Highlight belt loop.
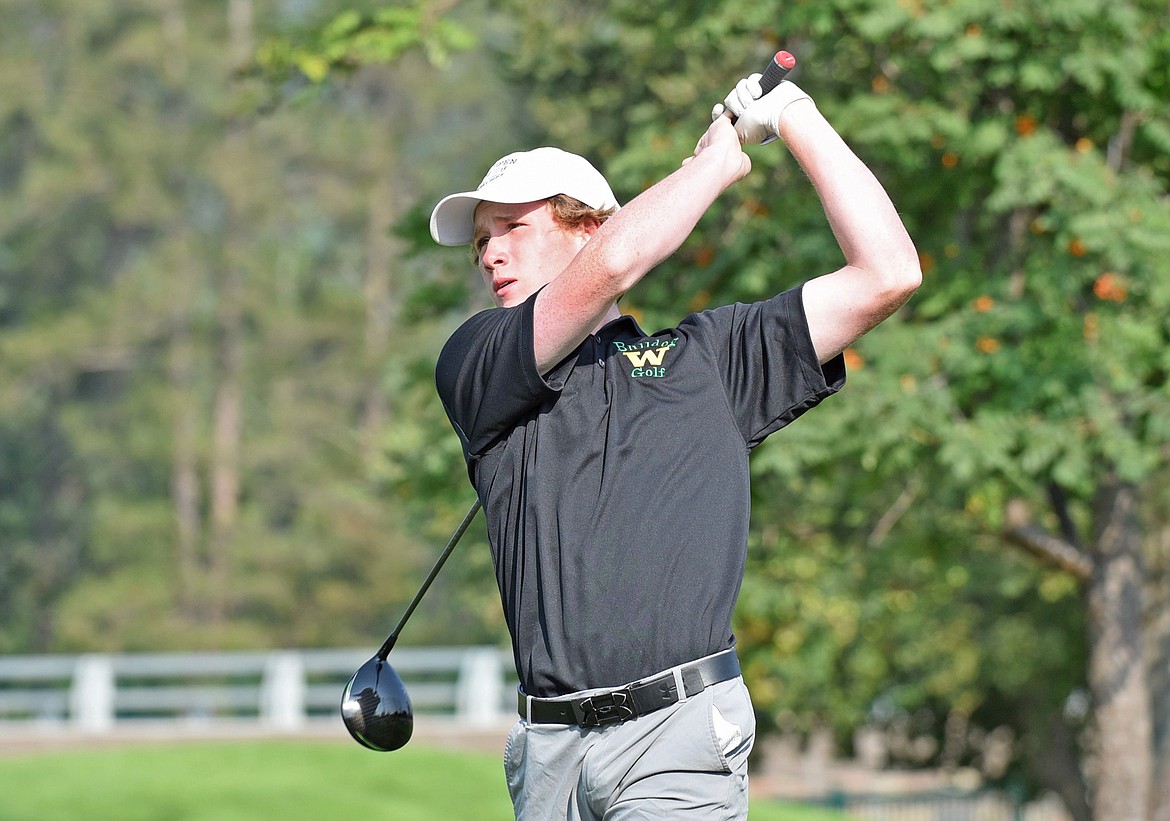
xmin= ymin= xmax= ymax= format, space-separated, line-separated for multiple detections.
xmin=672 ymin=666 xmax=688 ymax=703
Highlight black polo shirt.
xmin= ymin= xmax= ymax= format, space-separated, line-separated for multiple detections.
xmin=436 ymin=285 xmax=845 ymax=698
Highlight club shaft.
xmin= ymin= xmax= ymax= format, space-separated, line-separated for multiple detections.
xmin=377 ymin=499 xmax=482 ymax=660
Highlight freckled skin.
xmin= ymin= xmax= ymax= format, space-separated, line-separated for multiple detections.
xmin=472 ymin=201 xmax=594 ymax=309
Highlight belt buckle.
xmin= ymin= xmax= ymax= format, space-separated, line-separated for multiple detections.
xmin=574 ymin=690 xmax=636 ymax=727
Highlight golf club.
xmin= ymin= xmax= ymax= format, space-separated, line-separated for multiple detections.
xmin=341 ymin=498 xmax=482 ymax=751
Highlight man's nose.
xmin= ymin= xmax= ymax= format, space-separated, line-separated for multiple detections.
xmin=482 ymin=238 xmax=506 ymax=268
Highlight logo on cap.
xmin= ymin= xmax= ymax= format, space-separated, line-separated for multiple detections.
xmin=479 ymin=157 xmax=519 ymax=190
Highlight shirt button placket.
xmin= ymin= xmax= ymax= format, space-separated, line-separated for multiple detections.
xmin=596 ymin=335 xmax=604 ymax=367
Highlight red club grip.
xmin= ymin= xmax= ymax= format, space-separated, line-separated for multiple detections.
xmin=759 ymin=50 xmax=796 ymax=95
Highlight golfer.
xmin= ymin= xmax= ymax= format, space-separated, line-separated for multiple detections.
xmin=429 ymin=70 xmax=920 ymax=820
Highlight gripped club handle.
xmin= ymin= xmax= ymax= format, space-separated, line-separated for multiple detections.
xmin=759 ymin=50 xmax=796 ymax=95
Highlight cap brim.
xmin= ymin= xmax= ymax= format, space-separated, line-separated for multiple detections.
xmin=431 ymin=178 xmax=587 ymax=246
xmin=432 ymin=146 xmax=624 ymax=248
xmin=429 ymin=192 xmax=484 ymax=247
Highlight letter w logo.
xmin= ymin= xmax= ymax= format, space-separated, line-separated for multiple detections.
xmin=621 ymin=348 xmax=669 ymax=367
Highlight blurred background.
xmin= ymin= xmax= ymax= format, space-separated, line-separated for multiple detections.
xmin=1 ymin=1 xmax=1168 ymax=819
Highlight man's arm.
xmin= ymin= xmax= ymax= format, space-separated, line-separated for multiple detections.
xmin=532 ymin=117 xmax=749 ymax=372
xmin=722 ymin=77 xmax=921 ymax=364
xmin=779 ymin=100 xmax=921 ymax=363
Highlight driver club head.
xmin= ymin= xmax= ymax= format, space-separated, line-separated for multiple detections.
xmin=341 ymin=655 xmax=413 ymax=751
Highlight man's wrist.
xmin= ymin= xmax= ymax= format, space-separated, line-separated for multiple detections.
xmin=775 ymin=96 xmax=818 ymax=141
xmin=775 ymin=92 xmax=815 ymax=127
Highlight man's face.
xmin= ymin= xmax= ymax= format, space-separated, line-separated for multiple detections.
xmin=472 ymin=200 xmax=593 ymax=308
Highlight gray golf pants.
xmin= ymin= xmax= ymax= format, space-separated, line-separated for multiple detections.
xmin=504 ymin=676 xmax=755 ymax=820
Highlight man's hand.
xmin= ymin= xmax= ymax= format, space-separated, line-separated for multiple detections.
xmin=712 ymin=75 xmax=813 ymax=145
xmin=686 ymin=115 xmax=752 ymax=186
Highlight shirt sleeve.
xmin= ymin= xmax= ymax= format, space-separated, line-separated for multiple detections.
xmin=678 ymin=284 xmax=847 ymax=448
xmin=435 ymin=292 xmax=561 ymax=461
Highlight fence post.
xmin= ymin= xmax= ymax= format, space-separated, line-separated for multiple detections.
xmin=70 ymin=654 xmax=115 ymax=733
xmin=456 ymin=648 xmax=505 ymax=726
xmin=261 ymin=651 xmax=306 ymax=731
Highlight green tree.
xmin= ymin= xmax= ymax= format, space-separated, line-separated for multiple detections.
xmin=377 ymin=1 xmax=1170 ymax=818
xmin=796 ymin=4 xmax=1170 ymax=818
xmin=0 ymin=0 xmax=502 ymax=653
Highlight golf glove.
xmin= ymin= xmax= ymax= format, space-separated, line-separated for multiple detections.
xmin=712 ymin=76 xmax=812 ymax=145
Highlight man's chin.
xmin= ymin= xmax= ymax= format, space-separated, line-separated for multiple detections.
xmin=497 ymin=289 xmax=527 ymax=308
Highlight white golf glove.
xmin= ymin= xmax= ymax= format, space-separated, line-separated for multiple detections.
xmin=711 ymin=75 xmax=813 ymax=145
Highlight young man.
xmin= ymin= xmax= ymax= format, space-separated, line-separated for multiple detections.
xmin=429 ymin=72 xmax=920 ymax=820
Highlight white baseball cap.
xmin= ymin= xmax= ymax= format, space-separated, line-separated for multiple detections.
xmin=429 ymin=147 xmax=620 ymax=246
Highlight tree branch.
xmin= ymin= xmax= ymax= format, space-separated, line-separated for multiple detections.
xmin=1107 ymin=110 xmax=1143 ymax=173
xmin=1004 ymin=524 xmax=1094 ymax=581
xmin=867 ymin=478 xmax=920 ymax=548
xmin=1047 ymin=482 xmax=1084 ymax=551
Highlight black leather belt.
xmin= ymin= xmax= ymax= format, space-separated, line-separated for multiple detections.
xmin=518 ymin=649 xmax=740 ymax=728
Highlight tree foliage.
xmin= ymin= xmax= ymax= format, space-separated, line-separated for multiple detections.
xmin=441 ymin=0 xmax=1170 ymax=816
xmin=0 ymin=0 xmax=509 ymax=653
xmin=254 ymin=0 xmax=474 ymax=86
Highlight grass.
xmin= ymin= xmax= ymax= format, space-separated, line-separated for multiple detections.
xmin=0 ymin=738 xmax=849 ymax=820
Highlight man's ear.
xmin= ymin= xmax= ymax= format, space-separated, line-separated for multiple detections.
xmin=577 ymin=217 xmax=603 ymax=241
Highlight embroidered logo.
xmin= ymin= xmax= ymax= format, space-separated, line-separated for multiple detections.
xmin=614 ymin=338 xmax=677 ymax=379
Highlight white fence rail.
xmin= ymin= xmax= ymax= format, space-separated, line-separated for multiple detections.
xmin=0 ymin=647 xmax=517 ymax=735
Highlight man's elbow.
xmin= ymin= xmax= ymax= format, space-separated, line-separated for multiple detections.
xmin=850 ymin=262 xmax=920 ymax=332
xmin=880 ymin=243 xmax=923 ymax=307
xmin=892 ymin=259 xmax=923 ymax=303
xmin=583 ymin=234 xmax=651 ymax=296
